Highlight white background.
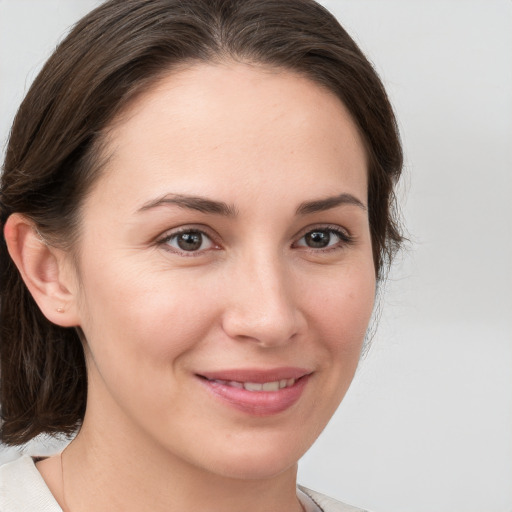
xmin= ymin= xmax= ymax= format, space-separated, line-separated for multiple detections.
xmin=1 ymin=1 xmax=511 ymax=511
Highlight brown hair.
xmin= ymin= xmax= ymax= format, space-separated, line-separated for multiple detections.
xmin=0 ymin=0 xmax=403 ymax=445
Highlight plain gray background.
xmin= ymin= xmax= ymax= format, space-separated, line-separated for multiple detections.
xmin=1 ymin=1 xmax=511 ymax=512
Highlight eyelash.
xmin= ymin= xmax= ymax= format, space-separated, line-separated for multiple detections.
xmin=157 ymin=226 xmax=219 ymax=257
xmin=293 ymin=225 xmax=354 ymax=252
xmin=157 ymin=225 xmax=354 ymax=256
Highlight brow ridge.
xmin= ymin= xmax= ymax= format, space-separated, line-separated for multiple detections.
xmin=138 ymin=194 xmax=238 ymax=216
xmin=296 ymin=193 xmax=367 ymax=215
xmin=138 ymin=192 xmax=365 ymax=217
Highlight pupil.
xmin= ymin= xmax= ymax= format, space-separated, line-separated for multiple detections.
xmin=306 ymin=230 xmax=330 ymax=248
xmin=177 ymin=232 xmax=202 ymax=251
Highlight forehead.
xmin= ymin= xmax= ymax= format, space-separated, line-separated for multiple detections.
xmin=94 ymin=62 xmax=368 ymax=208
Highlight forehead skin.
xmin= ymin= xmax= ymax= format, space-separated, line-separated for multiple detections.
xmin=92 ymin=62 xmax=368 ymax=216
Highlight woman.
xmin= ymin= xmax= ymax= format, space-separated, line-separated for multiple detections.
xmin=0 ymin=1 xmax=402 ymax=511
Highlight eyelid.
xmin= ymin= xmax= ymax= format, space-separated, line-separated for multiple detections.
xmin=292 ymin=224 xmax=354 ymax=250
xmin=155 ymin=223 xmax=354 ymax=256
xmin=157 ymin=225 xmax=221 ymax=256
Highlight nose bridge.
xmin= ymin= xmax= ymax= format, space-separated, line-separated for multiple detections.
xmin=222 ymin=245 xmax=302 ymax=346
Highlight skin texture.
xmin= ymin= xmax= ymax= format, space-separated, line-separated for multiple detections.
xmin=7 ymin=62 xmax=375 ymax=512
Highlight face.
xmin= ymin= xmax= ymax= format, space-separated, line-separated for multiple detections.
xmin=72 ymin=62 xmax=375 ymax=480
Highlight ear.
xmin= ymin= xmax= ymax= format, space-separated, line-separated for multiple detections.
xmin=3 ymin=213 xmax=80 ymax=327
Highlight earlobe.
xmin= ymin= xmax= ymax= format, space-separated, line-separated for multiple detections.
xmin=3 ymin=213 xmax=80 ymax=328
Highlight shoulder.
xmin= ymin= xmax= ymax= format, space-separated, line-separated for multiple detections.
xmin=298 ymin=485 xmax=371 ymax=512
xmin=0 ymin=455 xmax=62 ymax=512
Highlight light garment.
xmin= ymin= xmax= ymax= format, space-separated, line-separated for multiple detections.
xmin=0 ymin=455 xmax=367 ymax=512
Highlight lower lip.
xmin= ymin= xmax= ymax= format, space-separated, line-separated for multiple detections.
xmin=199 ymin=375 xmax=310 ymax=416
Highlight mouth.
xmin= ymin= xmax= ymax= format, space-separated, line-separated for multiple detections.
xmin=196 ymin=368 xmax=311 ymax=416
xmin=205 ymin=377 xmax=297 ymax=392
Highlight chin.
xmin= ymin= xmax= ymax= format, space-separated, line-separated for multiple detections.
xmin=192 ymin=433 xmax=311 ymax=481
xmin=208 ymin=453 xmax=299 ymax=481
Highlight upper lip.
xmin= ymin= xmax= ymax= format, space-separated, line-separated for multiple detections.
xmin=197 ymin=367 xmax=312 ymax=383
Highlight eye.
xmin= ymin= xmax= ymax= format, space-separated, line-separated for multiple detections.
xmin=294 ymin=227 xmax=352 ymax=250
xmin=162 ymin=229 xmax=215 ymax=253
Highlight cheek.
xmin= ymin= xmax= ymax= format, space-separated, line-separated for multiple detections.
xmin=304 ymin=263 xmax=376 ymax=353
xmin=77 ymin=255 xmax=219 ymax=368
xmin=296 ymin=262 xmax=376 ymax=437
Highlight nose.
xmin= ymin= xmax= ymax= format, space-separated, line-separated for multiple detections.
xmin=221 ymin=253 xmax=305 ymax=347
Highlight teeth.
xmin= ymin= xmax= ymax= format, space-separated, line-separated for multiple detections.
xmin=262 ymin=381 xmax=279 ymax=391
xmin=244 ymin=382 xmax=264 ymax=391
xmin=212 ymin=378 xmax=297 ymax=391
xmin=243 ymin=378 xmax=296 ymax=392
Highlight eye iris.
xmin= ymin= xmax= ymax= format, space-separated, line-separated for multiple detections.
xmin=177 ymin=232 xmax=202 ymax=251
xmin=305 ymin=230 xmax=331 ymax=248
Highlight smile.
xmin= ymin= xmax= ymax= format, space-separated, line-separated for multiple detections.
xmin=197 ymin=368 xmax=311 ymax=416
xmin=209 ymin=378 xmax=296 ymax=392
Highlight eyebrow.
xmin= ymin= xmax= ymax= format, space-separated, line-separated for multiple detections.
xmin=137 ymin=192 xmax=366 ymax=217
xmin=296 ymin=193 xmax=367 ymax=215
xmin=137 ymin=193 xmax=238 ymax=216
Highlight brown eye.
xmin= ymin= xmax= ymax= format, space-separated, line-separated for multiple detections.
xmin=304 ymin=230 xmax=332 ymax=248
xmin=165 ymin=230 xmax=213 ymax=252
xmin=295 ymin=227 xmax=351 ymax=250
